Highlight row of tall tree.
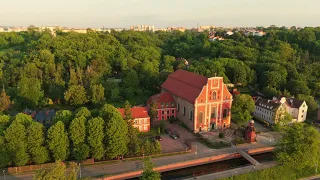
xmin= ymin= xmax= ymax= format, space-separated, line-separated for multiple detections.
xmin=0 ymin=104 xmax=161 ymax=168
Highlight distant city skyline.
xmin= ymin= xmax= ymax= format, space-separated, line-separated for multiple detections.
xmin=1 ymin=0 xmax=320 ymax=28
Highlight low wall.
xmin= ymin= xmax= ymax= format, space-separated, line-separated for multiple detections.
xmin=6 ymin=158 xmax=94 ymax=174
xmin=102 ymin=147 xmax=274 ymax=180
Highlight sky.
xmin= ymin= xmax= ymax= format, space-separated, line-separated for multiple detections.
xmin=1 ymin=0 xmax=320 ymax=28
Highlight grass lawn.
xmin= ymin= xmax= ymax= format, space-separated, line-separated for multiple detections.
xmin=139 ymin=127 xmax=161 ymax=138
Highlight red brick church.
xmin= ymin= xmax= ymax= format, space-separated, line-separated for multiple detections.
xmin=148 ymin=69 xmax=233 ymax=132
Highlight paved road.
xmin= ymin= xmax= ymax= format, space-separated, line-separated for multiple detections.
xmin=0 ymin=143 xmax=269 ymax=180
xmin=300 ymin=175 xmax=320 ymax=180
xmin=182 ymin=161 xmax=278 ymax=180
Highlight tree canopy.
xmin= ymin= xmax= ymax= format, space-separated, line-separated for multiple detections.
xmin=231 ymin=94 xmax=255 ymax=126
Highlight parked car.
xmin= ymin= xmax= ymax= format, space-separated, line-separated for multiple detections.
xmin=170 ymin=133 xmax=178 ymax=139
xmin=173 ymin=131 xmax=180 ymax=138
xmin=155 ymin=135 xmax=162 ymax=141
xmin=165 ymin=128 xmax=171 ymax=134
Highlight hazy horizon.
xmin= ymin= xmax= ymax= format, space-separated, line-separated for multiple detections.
xmin=1 ymin=0 xmax=320 ymax=28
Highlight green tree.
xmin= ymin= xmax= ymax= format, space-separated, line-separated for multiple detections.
xmin=90 ymin=84 xmax=105 ymax=104
xmin=69 ymin=116 xmax=89 ymax=160
xmin=141 ymin=157 xmax=161 ymax=180
xmin=276 ymin=123 xmax=320 ymax=171
xmin=53 ymin=110 xmax=73 ymax=127
xmin=64 ymin=85 xmax=88 ymax=105
xmin=27 ymin=122 xmax=49 ymax=164
xmin=12 ymin=113 xmax=33 ymax=127
xmin=87 ymin=117 xmax=105 ymax=160
xmin=4 ymin=122 xmax=29 ymax=166
xmin=231 ymin=94 xmax=255 ymax=126
xmin=17 ymin=77 xmax=44 ymax=107
xmin=153 ymin=140 xmax=162 ymax=155
xmin=0 ymin=115 xmax=10 ymax=136
xmin=124 ymin=101 xmax=132 ymax=120
xmin=148 ymin=101 xmax=158 ymax=127
xmin=0 ymin=144 xmax=10 ymax=168
xmin=0 ymin=89 xmax=11 ymax=112
xmin=101 ymin=104 xmax=128 ymax=159
xmin=47 ymin=121 xmax=69 ymax=161
xmin=75 ymin=107 xmax=91 ymax=119
xmin=33 ymin=161 xmax=78 ymax=180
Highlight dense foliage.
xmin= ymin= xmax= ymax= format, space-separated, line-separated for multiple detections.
xmin=231 ymin=94 xmax=255 ymax=126
xmin=141 ymin=157 xmax=161 ymax=180
xmin=34 ymin=161 xmax=78 ymax=180
xmin=0 ymin=105 xmax=161 ymax=168
xmin=0 ymin=27 xmax=319 ymax=113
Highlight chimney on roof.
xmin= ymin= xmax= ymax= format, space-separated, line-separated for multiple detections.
xmin=280 ymin=97 xmax=286 ymax=104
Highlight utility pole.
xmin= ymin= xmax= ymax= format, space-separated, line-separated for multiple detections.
xmin=78 ymin=163 xmax=81 ymax=179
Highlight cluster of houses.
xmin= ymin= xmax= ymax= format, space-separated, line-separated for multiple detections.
xmin=118 ymin=69 xmax=311 ymax=133
xmin=20 ymin=69 xmax=310 ymax=133
xmin=253 ymin=96 xmax=308 ymax=124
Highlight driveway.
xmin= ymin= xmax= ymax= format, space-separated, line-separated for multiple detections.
xmin=256 ymin=132 xmax=281 ymax=146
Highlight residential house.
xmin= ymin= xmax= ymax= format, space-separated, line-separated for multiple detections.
xmin=209 ymin=36 xmax=224 ymax=42
xmin=253 ymin=97 xmax=284 ymax=124
xmin=147 ymin=92 xmax=177 ymax=121
xmin=159 ymin=69 xmax=233 ymax=132
xmin=118 ymin=107 xmax=150 ymax=132
xmin=253 ymin=96 xmax=308 ymax=124
xmin=274 ymin=96 xmax=308 ymax=123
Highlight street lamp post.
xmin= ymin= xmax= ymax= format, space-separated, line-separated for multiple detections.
xmin=3 ymin=170 xmax=6 ymax=180
xmin=195 ymin=145 xmax=198 ymax=158
xmin=78 ymin=163 xmax=81 ymax=179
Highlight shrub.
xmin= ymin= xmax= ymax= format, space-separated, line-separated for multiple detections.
xmin=219 ymin=132 xmax=225 ymax=138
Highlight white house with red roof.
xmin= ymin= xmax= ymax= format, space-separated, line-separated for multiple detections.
xmin=147 ymin=92 xmax=176 ymax=121
xmin=118 ymin=107 xmax=150 ymax=132
xmin=156 ymin=69 xmax=233 ymax=132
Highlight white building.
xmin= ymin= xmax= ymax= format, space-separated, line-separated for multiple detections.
xmin=225 ymin=31 xmax=234 ymax=36
xmin=130 ymin=25 xmax=155 ymax=32
xmin=274 ymin=96 xmax=308 ymax=123
xmin=244 ymin=30 xmax=266 ymax=37
xmin=253 ymin=96 xmax=308 ymax=124
xmin=253 ymin=97 xmax=284 ymax=124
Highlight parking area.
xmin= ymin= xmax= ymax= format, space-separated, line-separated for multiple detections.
xmin=159 ymin=122 xmax=209 ymax=153
xmin=253 ymin=120 xmax=269 ymax=132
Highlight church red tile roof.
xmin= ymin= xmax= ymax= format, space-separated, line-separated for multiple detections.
xmin=118 ymin=107 xmax=149 ymax=119
xmin=161 ymin=69 xmax=208 ymax=104
xmin=147 ymin=92 xmax=176 ymax=109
